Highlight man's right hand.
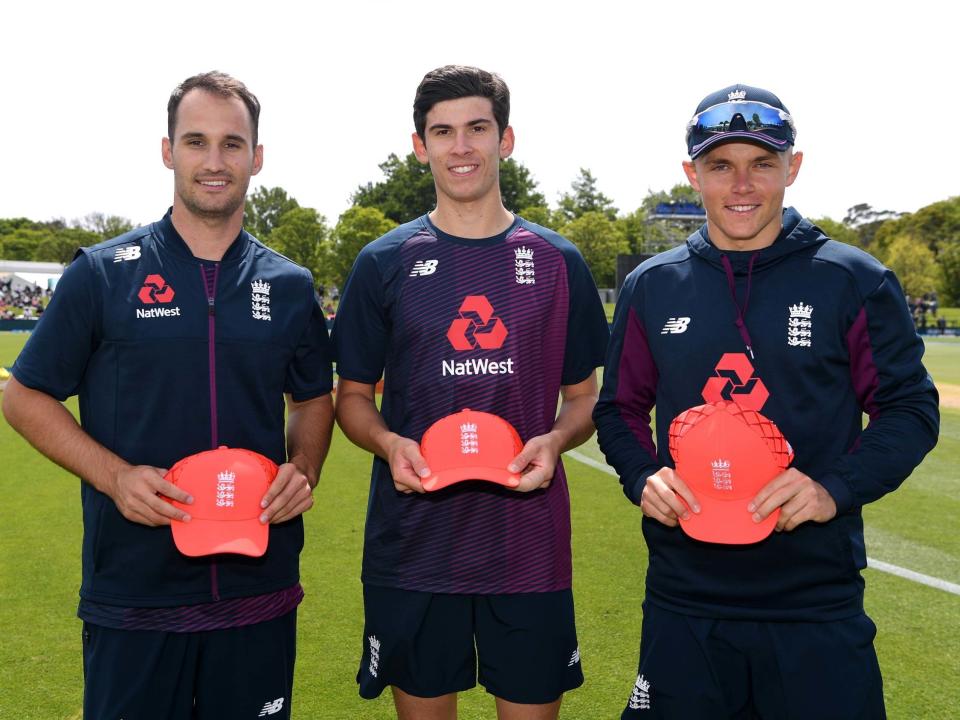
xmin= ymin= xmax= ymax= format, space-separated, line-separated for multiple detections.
xmin=639 ymin=467 xmax=700 ymax=527
xmin=384 ymin=435 xmax=429 ymax=494
xmin=106 ymin=466 xmax=193 ymax=526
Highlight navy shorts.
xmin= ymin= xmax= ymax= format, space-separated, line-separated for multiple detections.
xmin=621 ymin=603 xmax=885 ymax=719
xmin=358 ymin=585 xmax=584 ymax=705
xmin=82 ymin=611 xmax=297 ymax=720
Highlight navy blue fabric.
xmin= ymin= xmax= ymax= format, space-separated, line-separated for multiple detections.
xmin=621 ymin=603 xmax=884 ymax=719
xmin=594 ymin=207 xmax=939 ymax=621
xmin=12 ymin=212 xmax=333 ymax=607
xmin=332 ymin=215 xmax=608 ymax=594
xmin=82 ymin=611 xmax=297 ymax=719
xmin=358 ymin=586 xmax=582 ymax=704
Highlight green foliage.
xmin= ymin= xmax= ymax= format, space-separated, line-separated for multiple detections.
xmin=267 ymin=207 xmax=330 ymax=281
xmin=843 ymin=203 xmax=904 ymax=251
xmin=518 ymin=205 xmax=564 ymax=231
xmin=499 ymin=158 xmax=547 ymax=212
xmin=812 ymin=217 xmax=863 ymax=248
xmin=885 ymin=235 xmax=940 ymax=297
xmin=76 ymin=212 xmax=136 ymax=239
xmin=352 ymin=152 xmax=437 ymax=224
xmin=244 ymin=186 xmax=300 ymax=241
xmin=330 ymin=206 xmax=397 ymax=285
xmin=561 ymin=211 xmax=627 ymax=286
xmin=558 ymin=168 xmax=617 ymax=222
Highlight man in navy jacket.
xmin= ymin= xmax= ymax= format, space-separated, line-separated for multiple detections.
xmin=594 ymin=84 xmax=939 ymax=719
xmin=3 ymin=72 xmax=334 ymax=719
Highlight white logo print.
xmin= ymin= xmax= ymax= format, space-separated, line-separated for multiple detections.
xmin=113 ymin=245 xmax=141 ymax=263
xmin=460 ymin=422 xmax=479 ymax=455
xmin=251 ymin=279 xmax=272 ymax=322
xmin=787 ymin=302 xmax=813 ymax=347
xmin=661 ymin=317 xmax=691 ymax=334
xmin=711 ymin=459 xmax=732 ymax=491
xmin=628 ymin=673 xmax=651 ymax=710
xmin=728 ymin=89 xmax=747 ymax=101
xmin=515 ymin=246 xmax=535 ymax=285
xmin=216 ymin=470 xmax=236 ymax=508
xmin=258 ymin=697 xmax=285 ymax=716
xmin=568 ymin=647 xmax=581 ymax=667
xmin=410 ymin=259 xmax=439 ymax=277
xmin=368 ymin=635 xmax=381 ymax=678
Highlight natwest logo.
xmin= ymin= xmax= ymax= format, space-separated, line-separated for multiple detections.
xmin=701 ymin=352 xmax=768 ymax=411
xmin=447 ymin=295 xmax=508 ymax=350
xmin=138 ymin=274 xmax=175 ymax=304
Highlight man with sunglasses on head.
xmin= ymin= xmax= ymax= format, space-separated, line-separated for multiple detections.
xmin=594 ymin=84 xmax=939 ymax=719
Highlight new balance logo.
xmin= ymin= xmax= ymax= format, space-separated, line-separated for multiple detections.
xmin=258 ymin=697 xmax=285 ymax=716
xmin=410 ymin=259 xmax=439 ymax=277
xmin=568 ymin=647 xmax=581 ymax=667
xmin=661 ymin=317 xmax=690 ymax=334
xmin=113 ymin=245 xmax=141 ymax=262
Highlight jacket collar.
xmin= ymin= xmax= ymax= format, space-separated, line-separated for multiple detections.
xmin=152 ymin=208 xmax=252 ymax=264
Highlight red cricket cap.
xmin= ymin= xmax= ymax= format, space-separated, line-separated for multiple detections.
xmin=669 ymin=400 xmax=793 ymax=544
xmin=419 ymin=409 xmax=523 ymax=492
xmin=165 ymin=446 xmax=278 ymax=557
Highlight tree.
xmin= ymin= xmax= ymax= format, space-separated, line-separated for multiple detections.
xmin=76 ymin=212 xmax=136 ymax=240
xmin=353 ymin=152 xmax=546 ymax=224
xmin=558 ymin=168 xmax=617 ymax=222
xmin=810 ymin=217 xmax=862 ymax=249
xmin=841 ymin=203 xmax=902 ymax=251
xmin=561 ymin=211 xmax=627 ymax=287
xmin=244 ymin=186 xmax=300 ymax=240
xmin=34 ymin=227 xmax=99 ymax=264
xmin=329 ymin=206 xmax=397 ymax=285
xmin=518 ymin=205 xmax=563 ymax=231
xmin=884 ymin=235 xmax=940 ymax=298
xmin=267 ymin=207 xmax=329 ymax=281
xmin=500 ymin=159 xmax=546 ymax=212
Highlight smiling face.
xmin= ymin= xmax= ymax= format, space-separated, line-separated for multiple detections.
xmin=683 ymin=142 xmax=803 ymax=251
xmin=162 ymin=89 xmax=263 ymax=224
xmin=412 ymin=95 xmax=514 ymax=209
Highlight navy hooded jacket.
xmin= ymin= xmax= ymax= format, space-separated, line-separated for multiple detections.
xmin=593 ymin=208 xmax=939 ymax=621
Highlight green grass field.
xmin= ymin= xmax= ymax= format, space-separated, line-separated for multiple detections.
xmin=1 ymin=332 xmax=958 ymax=718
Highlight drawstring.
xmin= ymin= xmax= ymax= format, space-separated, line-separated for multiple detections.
xmin=720 ymin=253 xmax=758 ymax=360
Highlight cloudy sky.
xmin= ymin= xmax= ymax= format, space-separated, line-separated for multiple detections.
xmin=2 ymin=1 xmax=954 ymax=229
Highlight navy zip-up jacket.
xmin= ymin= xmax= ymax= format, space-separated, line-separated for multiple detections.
xmin=12 ymin=213 xmax=333 ymax=607
xmin=593 ymin=208 xmax=939 ymax=621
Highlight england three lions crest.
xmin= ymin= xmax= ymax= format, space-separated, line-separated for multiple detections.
xmin=515 ymin=246 xmax=535 ymax=285
xmin=787 ymin=302 xmax=812 ymax=347
xmin=251 ymin=279 xmax=272 ymax=322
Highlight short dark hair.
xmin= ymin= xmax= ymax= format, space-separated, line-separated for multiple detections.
xmin=413 ymin=65 xmax=510 ymax=140
xmin=167 ymin=71 xmax=261 ymax=146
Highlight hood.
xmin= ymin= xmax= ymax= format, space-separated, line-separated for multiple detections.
xmin=686 ymin=207 xmax=829 ymax=274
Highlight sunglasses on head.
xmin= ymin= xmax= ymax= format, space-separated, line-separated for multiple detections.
xmin=686 ymin=100 xmax=796 ymax=154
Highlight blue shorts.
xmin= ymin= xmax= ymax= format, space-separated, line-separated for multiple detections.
xmin=82 ymin=611 xmax=297 ymax=720
xmin=358 ymin=585 xmax=583 ymax=705
xmin=621 ymin=603 xmax=885 ymax=719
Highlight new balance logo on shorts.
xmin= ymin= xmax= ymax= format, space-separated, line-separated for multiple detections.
xmin=568 ymin=647 xmax=581 ymax=667
xmin=409 ymin=259 xmax=438 ymax=277
xmin=257 ymin=697 xmax=284 ymax=716
xmin=661 ymin=317 xmax=691 ymax=334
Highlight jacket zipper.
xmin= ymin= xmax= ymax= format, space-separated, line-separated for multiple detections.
xmin=201 ymin=263 xmax=221 ymax=601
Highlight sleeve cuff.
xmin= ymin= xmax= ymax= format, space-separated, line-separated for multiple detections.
xmin=623 ymin=468 xmax=658 ymax=506
xmin=816 ymin=471 xmax=855 ymax=514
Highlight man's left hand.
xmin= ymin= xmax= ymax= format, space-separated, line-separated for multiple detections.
xmin=749 ymin=468 xmax=837 ymax=532
xmin=259 ymin=461 xmax=314 ymax=524
xmin=508 ymin=433 xmax=562 ymax=492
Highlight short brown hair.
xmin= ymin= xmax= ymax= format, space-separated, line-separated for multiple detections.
xmin=167 ymin=71 xmax=261 ymax=146
xmin=413 ymin=65 xmax=510 ymax=141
